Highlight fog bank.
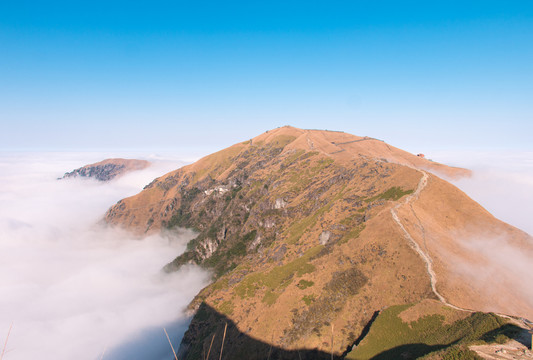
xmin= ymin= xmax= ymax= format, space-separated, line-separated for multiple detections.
xmin=433 ymin=150 xmax=533 ymax=235
xmin=0 ymin=153 xmax=209 ymax=360
xmin=432 ymin=150 xmax=533 ymax=318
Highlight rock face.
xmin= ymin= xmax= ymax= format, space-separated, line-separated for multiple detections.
xmin=103 ymin=126 xmax=532 ymax=359
xmin=61 ymin=158 xmax=150 ymax=181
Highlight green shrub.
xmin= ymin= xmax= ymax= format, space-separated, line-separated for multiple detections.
xmin=297 ymin=280 xmax=315 ymax=289
xmin=235 ymin=246 xmax=323 ymax=299
xmin=262 ymin=290 xmax=279 ymax=305
xmin=346 ymin=305 xmax=511 ymax=360
xmin=364 ymin=187 xmax=414 ymax=203
xmin=302 ymin=295 xmax=315 ymax=306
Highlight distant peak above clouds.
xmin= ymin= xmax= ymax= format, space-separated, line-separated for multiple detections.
xmin=60 ymin=158 xmax=151 ymax=182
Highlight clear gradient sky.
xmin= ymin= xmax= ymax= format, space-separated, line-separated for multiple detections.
xmin=1 ymin=1 xmax=532 ymax=155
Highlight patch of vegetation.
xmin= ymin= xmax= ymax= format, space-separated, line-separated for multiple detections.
xmin=480 ymin=322 xmax=522 ymax=344
xmin=235 ymin=246 xmax=323 ymax=301
xmin=286 ymin=267 xmax=368 ymax=343
xmin=226 ymin=262 xmax=238 ymax=273
xmin=209 ymin=278 xmax=229 ymax=292
xmin=228 ymin=241 xmax=247 ymax=257
xmin=227 ymin=230 xmax=257 ymax=258
xmin=288 ymin=150 xmax=318 ymax=168
xmin=235 ymin=273 xmax=262 ymax=299
xmin=282 ymin=156 xmax=315 ymax=188
xmin=340 ymin=213 xmax=365 ymax=226
xmin=424 ymin=345 xmax=483 ymax=360
xmin=217 ymin=300 xmax=234 ymax=316
xmin=297 ymin=279 xmax=315 ymax=289
xmin=165 ymin=187 xmax=203 ymax=229
xmin=231 ymin=185 xmax=242 ymax=198
xmin=286 ymin=169 xmax=312 ymax=193
xmin=286 ymin=213 xmax=319 ymax=244
xmin=364 ymin=186 xmax=414 ymax=203
xmin=262 ymin=246 xmax=321 ymax=289
xmin=339 ymin=224 xmax=366 ymax=245
xmin=302 ymin=294 xmax=315 ymax=306
xmin=285 ymin=156 xmax=336 ymax=193
xmin=281 ymin=149 xmax=306 ymax=167
xmin=346 ymin=304 xmax=513 ymax=360
xmin=186 ymin=227 xmax=257 ymax=277
xmin=286 ymin=188 xmax=345 ymax=244
xmin=262 ymin=290 xmax=279 ymax=305
xmin=166 ymin=207 xmax=192 ymax=229
xmin=310 ymin=157 xmax=334 ymax=172
xmin=206 ymin=223 xmax=219 ymax=239
xmin=242 ymin=230 xmax=257 ymax=243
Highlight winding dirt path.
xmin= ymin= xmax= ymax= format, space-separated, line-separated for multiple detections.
xmin=390 ymin=169 xmax=472 ymax=312
xmin=391 ymin=169 xmax=533 ymax=328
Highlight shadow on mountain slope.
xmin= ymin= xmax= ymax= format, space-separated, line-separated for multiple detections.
xmin=179 ymin=302 xmax=341 ymax=360
xmin=368 ymin=343 xmax=447 ymax=360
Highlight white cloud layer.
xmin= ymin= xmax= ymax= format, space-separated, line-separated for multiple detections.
xmin=0 ymin=152 xmax=209 ymax=360
xmin=432 ymin=150 xmax=533 ymax=235
xmin=431 ymin=150 xmax=533 ymax=318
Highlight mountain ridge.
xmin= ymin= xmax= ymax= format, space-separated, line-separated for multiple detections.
xmin=103 ymin=126 xmax=532 ymax=358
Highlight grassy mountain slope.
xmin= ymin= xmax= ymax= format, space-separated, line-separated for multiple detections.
xmin=345 ymin=300 xmax=522 ymax=360
xmin=103 ymin=126 xmax=532 ymax=358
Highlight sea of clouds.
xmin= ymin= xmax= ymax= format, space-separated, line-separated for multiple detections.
xmin=432 ymin=150 xmax=533 ymax=318
xmin=432 ymin=150 xmax=533 ymax=236
xmin=0 ymin=152 xmax=210 ymax=360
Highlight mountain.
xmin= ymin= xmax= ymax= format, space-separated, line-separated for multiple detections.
xmin=61 ymin=158 xmax=150 ymax=181
xmin=104 ymin=126 xmax=532 ymax=359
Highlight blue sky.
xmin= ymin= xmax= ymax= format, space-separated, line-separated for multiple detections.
xmin=1 ymin=1 xmax=532 ymax=155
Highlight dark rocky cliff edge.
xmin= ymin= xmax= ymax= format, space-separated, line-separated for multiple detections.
xmin=61 ymin=158 xmax=150 ymax=181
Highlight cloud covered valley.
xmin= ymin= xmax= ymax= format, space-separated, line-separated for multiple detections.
xmin=0 ymin=152 xmax=209 ymax=360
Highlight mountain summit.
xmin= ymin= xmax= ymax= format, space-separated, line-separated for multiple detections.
xmin=105 ymin=126 xmax=532 ymax=358
xmin=105 ymin=126 xmax=469 ymax=231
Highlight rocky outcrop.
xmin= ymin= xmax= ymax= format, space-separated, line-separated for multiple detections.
xmin=61 ymin=158 xmax=150 ymax=181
